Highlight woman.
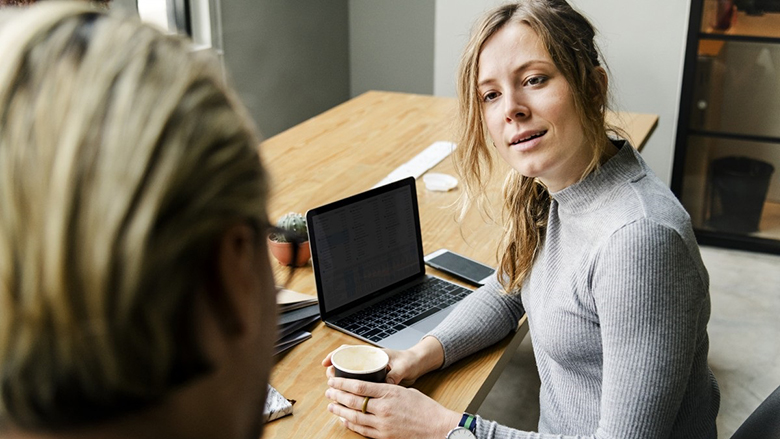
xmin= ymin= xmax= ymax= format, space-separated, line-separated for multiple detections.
xmin=323 ymin=1 xmax=720 ymax=438
xmin=0 ymin=3 xmax=277 ymax=438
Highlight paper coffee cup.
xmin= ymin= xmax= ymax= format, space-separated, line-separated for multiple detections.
xmin=330 ymin=345 xmax=389 ymax=383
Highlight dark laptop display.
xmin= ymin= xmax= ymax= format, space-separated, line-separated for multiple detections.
xmin=311 ymin=179 xmax=421 ymax=312
xmin=307 ymin=177 xmax=472 ymax=349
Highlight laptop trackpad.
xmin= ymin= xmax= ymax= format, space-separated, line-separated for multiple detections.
xmin=409 ymin=305 xmax=452 ymax=333
xmin=378 ymin=305 xmax=455 ymax=350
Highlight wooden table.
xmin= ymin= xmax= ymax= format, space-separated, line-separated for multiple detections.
xmin=260 ymin=91 xmax=658 ymax=439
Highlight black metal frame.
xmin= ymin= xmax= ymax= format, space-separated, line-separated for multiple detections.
xmin=700 ymin=33 xmax=780 ymax=44
xmin=671 ymin=0 xmax=780 ymax=254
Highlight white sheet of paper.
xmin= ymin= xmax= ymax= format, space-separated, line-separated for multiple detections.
xmin=276 ymin=288 xmax=317 ymax=306
xmin=373 ymin=141 xmax=456 ymax=188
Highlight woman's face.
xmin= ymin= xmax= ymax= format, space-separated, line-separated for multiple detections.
xmin=477 ymin=21 xmax=591 ymax=192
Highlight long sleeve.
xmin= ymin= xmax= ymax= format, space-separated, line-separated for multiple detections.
xmin=590 ymin=220 xmax=715 ymax=438
xmin=427 ymin=274 xmax=525 ymax=368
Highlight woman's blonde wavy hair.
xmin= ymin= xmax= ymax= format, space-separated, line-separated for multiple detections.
xmin=0 ymin=2 xmax=268 ymax=429
xmin=455 ymin=0 xmax=622 ymax=294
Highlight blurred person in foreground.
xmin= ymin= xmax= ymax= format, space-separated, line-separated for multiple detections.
xmin=0 ymin=3 xmax=277 ymax=439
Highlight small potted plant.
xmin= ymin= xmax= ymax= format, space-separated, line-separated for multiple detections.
xmin=268 ymin=212 xmax=311 ymax=266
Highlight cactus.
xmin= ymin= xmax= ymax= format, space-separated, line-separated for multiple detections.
xmin=272 ymin=212 xmax=308 ymax=243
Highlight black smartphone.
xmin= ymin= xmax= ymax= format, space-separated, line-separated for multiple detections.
xmin=424 ymin=248 xmax=495 ymax=287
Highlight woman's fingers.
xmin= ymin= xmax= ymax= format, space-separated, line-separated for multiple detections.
xmin=326 ymin=387 xmax=371 ymax=412
xmin=326 ymin=384 xmax=387 ymax=438
xmin=342 ymin=417 xmax=382 ymax=439
xmin=384 ymin=363 xmax=407 ymax=385
xmin=383 ymin=347 xmax=425 ymax=386
xmin=328 ymin=404 xmax=382 ymax=438
xmin=328 ymin=377 xmax=386 ymax=398
xmin=325 ymin=379 xmax=458 ymax=439
xmin=384 ymin=352 xmax=403 ymax=385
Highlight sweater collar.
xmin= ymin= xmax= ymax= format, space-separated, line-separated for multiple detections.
xmin=549 ymin=139 xmax=644 ymax=213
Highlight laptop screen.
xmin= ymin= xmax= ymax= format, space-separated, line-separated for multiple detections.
xmin=307 ymin=177 xmax=424 ymax=315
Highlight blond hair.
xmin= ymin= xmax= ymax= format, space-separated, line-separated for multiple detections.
xmin=0 ymin=2 xmax=268 ymax=428
xmin=455 ymin=0 xmax=622 ymax=293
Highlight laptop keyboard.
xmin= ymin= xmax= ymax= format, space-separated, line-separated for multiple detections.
xmin=334 ymin=278 xmax=472 ymax=343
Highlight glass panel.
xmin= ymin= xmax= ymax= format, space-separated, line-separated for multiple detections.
xmin=690 ymin=39 xmax=780 ymax=138
xmin=700 ymin=0 xmax=780 ymax=38
xmin=681 ymin=135 xmax=780 ymax=240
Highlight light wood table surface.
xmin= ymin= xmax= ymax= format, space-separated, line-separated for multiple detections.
xmin=260 ymin=91 xmax=658 ymax=439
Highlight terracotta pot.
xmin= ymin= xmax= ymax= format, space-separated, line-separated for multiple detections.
xmin=268 ymin=238 xmax=311 ymax=266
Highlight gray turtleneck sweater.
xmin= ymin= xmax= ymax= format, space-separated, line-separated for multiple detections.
xmin=428 ymin=141 xmax=720 ymax=439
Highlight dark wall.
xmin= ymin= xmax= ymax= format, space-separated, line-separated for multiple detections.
xmin=221 ymin=0 xmax=350 ymax=138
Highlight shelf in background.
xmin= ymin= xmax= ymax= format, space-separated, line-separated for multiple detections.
xmin=688 ymin=130 xmax=780 ymax=146
xmin=701 ymin=10 xmax=780 ymax=41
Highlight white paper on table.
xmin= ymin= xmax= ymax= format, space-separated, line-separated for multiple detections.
xmin=277 ymin=288 xmax=317 ymax=312
xmin=373 ymin=141 xmax=456 ymax=188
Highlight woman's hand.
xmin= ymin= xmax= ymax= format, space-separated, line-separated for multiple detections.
xmin=325 ymin=377 xmax=461 ymax=439
xmin=322 ymin=337 xmax=445 ymax=386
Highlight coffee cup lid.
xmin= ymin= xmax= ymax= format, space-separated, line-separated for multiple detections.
xmin=331 ymin=345 xmax=389 ymax=374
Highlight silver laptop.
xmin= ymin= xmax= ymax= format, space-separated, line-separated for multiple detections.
xmin=306 ymin=177 xmax=473 ymax=350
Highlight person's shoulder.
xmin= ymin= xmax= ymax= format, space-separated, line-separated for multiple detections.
xmin=616 ymin=169 xmax=700 ymax=264
xmin=589 ymin=145 xmax=708 ymax=282
xmin=626 ymin=160 xmax=691 ymax=232
xmin=599 ymin=215 xmax=709 ymax=287
xmin=611 ymin=147 xmax=700 ymax=232
xmin=600 ymin=144 xmax=689 ymax=230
